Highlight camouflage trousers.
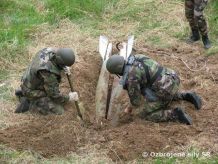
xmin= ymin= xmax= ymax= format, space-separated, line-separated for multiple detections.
xmin=29 ymin=97 xmax=65 ymax=115
xmin=185 ymin=0 xmax=208 ymax=36
xmin=21 ymin=85 xmax=64 ymax=115
xmin=139 ymin=100 xmax=178 ymax=122
xmin=139 ymin=72 xmax=180 ymax=122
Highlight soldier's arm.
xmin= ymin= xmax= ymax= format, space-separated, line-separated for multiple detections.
xmin=39 ymin=71 xmax=69 ymax=104
xmin=127 ymin=68 xmax=142 ymax=107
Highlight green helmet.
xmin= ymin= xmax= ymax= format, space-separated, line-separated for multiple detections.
xmin=106 ymin=55 xmax=125 ymax=75
xmin=55 ymin=48 xmax=75 ymax=67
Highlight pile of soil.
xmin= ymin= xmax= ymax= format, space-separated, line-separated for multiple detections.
xmin=0 ymin=21 xmax=217 ymax=161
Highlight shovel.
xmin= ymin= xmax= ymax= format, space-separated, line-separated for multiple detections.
xmin=66 ymin=74 xmax=83 ymax=121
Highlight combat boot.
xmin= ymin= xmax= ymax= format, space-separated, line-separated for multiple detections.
xmin=15 ymin=89 xmax=23 ymax=97
xmin=202 ymin=35 xmax=211 ymax=49
xmin=187 ymin=28 xmax=200 ymax=44
xmin=15 ymin=97 xmax=30 ymax=113
xmin=15 ymin=89 xmax=24 ymax=101
xmin=180 ymin=92 xmax=202 ymax=110
xmin=173 ymin=108 xmax=192 ymax=125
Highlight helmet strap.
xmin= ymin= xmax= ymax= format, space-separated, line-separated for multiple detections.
xmin=115 ymin=74 xmax=120 ymax=78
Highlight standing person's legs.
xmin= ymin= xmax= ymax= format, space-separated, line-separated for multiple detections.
xmin=194 ymin=0 xmax=211 ymax=48
xmin=185 ymin=0 xmax=200 ymax=43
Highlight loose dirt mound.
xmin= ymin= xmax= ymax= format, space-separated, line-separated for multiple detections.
xmin=0 ymin=20 xmax=217 ymax=161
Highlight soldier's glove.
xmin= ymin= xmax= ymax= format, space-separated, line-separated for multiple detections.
xmin=69 ymin=92 xmax=79 ymax=101
xmin=64 ymin=66 xmax=71 ymax=75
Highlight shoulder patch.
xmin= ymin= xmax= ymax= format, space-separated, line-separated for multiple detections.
xmin=137 ymin=63 xmax=144 ymax=70
xmin=39 ymin=52 xmax=49 ymax=65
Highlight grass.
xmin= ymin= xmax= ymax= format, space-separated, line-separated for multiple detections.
xmin=207 ymin=0 xmax=218 ymax=37
xmin=0 ymin=84 xmax=13 ymax=101
xmin=0 ymin=145 xmax=113 ymax=164
xmin=1 ymin=145 xmax=218 ymax=163
xmin=0 ymin=0 xmax=118 ymax=64
xmin=0 ymin=0 xmax=118 ymax=45
xmin=0 ymin=0 xmax=217 ymax=61
xmin=106 ymin=0 xmax=218 ymax=49
xmin=45 ymin=0 xmax=117 ymax=21
xmin=205 ymin=0 xmax=218 ymax=55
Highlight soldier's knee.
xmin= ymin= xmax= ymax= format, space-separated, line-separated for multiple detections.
xmin=144 ymin=111 xmax=165 ymax=122
xmin=194 ymin=9 xmax=203 ymax=18
xmin=196 ymin=15 xmax=206 ymax=22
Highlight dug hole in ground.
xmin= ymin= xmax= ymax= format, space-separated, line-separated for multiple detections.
xmin=0 ymin=20 xmax=217 ymax=161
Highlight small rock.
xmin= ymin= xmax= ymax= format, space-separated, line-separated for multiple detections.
xmin=99 ymin=136 xmax=106 ymax=142
xmin=123 ymin=131 xmax=128 ymax=135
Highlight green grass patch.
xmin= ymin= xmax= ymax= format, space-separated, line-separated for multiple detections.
xmin=0 ymin=0 xmax=118 ymax=65
xmin=0 ymin=145 xmax=113 ymax=164
xmin=0 ymin=84 xmax=13 ymax=101
xmin=45 ymin=0 xmax=117 ymax=21
xmin=111 ymin=0 xmax=163 ymax=31
xmin=206 ymin=1 xmax=218 ymax=55
xmin=0 ymin=146 xmax=218 ymax=164
xmin=0 ymin=0 xmax=118 ymax=45
xmin=207 ymin=1 xmax=218 ymax=37
xmin=1 ymin=145 xmax=218 ymax=164
xmin=0 ymin=70 xmax=9 ymax=81
xmin=205 ymin=45 xmax=218 ymax=56
xmin=0 ymin=0 xmax=45 ymax=45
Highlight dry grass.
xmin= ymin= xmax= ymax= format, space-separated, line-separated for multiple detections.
xmin=0 ymin=145 xmax=113 ymax=164
xmin=28 ymin=19 xmax=98 ymax=62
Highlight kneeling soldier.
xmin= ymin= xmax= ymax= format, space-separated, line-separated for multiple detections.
xmin=106 ymin=54 xmax=202 ymax=125
xmin=15 ymin=48 xmax=78 ymax=115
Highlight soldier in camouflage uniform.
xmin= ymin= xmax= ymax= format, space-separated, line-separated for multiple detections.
xmin=106 ymin=54 xmax=202 ymax=125
xmin=15 ymin=48 xmax=79 ymax=115
xmin=185 ymin=0 xmax=211 ymax=49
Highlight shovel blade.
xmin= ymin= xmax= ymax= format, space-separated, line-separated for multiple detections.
xmin=99 ymin=35 xmax=109 ymax=61
xmin=127 ymin=35 xmax=134 ymax=58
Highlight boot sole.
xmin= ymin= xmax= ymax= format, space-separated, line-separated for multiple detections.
xmin=175 ymin=108 xmax=192 ymax=125
xmin=187 ymin=92 xmax=202 ymax=110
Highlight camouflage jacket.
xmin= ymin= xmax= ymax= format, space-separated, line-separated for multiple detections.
xmin=121 ymin=54 xmax=180 ymax=107
xmin=21 ymin=48 xmax=69 ymax=104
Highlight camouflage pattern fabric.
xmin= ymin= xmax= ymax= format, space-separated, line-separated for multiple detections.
xmin=29 ymin=97 xmax=65 ymax=115
xmin=123 ymin=54 xmax=180 ymax=122
xmin=139 ymin=101 xmax=175 ymax=122
xmin=20 ymin=48 xmax=69 ymax=115
xmin=185 ymin=0 xmax=208 ymax=36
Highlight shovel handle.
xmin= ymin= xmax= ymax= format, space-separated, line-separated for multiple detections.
xmin=66 ymin=74 xmax=83 ymax=120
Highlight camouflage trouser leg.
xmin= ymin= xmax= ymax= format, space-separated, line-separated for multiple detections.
xmin=140 ymin=70 xmax=180 ymax=122
xmin=139 ymin=101 xmax=174 ymax=122
xmin=29 ymin=97 xmax=64 ymax=115
xmin=185 ymin=0 xmax=208 ymax=35
xmin=185 ymin=0 xmax=198 ymax=30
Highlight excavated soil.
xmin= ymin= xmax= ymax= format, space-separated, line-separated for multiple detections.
xmin=0 ymin=21 xmax=218 ymax=161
